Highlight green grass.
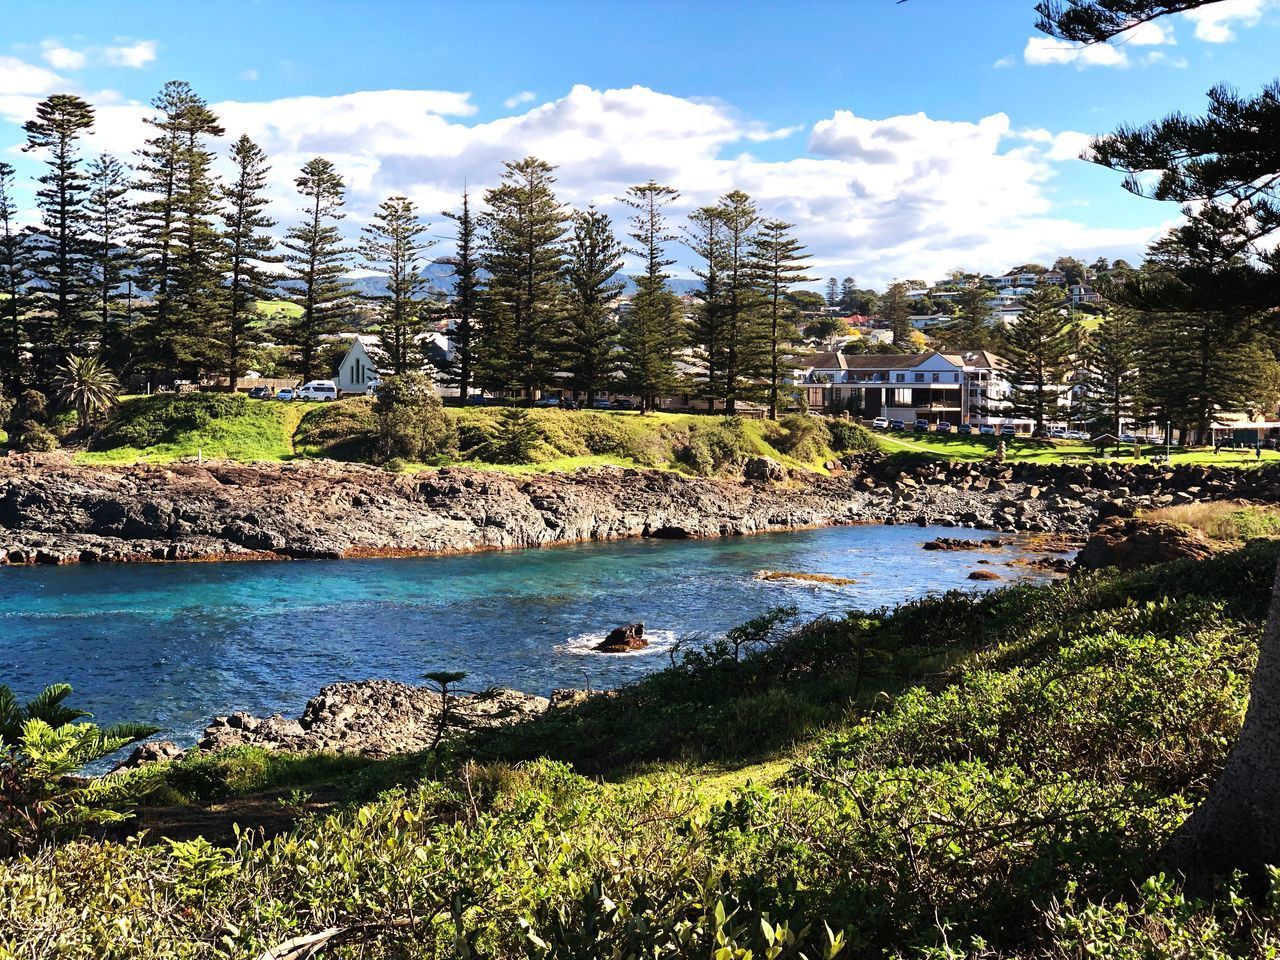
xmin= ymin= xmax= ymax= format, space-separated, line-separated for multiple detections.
xmin=253 ymin=299 xmax=303 ymax=321
xmin=78 ymin=396 xmax=304 ymax=465
xmin=875 ymin=429 xmax=1280 ymax=466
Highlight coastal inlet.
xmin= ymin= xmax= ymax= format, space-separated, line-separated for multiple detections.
xmin=0 ymin=524 xmax=1064 ymax=749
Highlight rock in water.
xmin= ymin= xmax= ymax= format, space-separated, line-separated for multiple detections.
xmin=595 ymin=622 xmax=647 ymax=653
xmin=968 ymin=569 xmax=1002 ymax=580
xmin=111 ymin=739 xmax=185 ymax=771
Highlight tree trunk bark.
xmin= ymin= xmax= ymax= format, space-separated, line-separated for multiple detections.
xmin=1166 ymin=557 xmax=1280 ymax=875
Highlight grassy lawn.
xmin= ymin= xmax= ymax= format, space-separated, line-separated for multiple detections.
xmin=875 ymin=429 xmax=1280 ymax=467
xmin=254 ymin=299 xmax=303 ymax=320
xmin=78 ymin=398 xmax=304 ymax=465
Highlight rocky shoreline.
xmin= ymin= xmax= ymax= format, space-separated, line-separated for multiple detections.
xmin=3 ymin=452 xmax=1278 ymax=566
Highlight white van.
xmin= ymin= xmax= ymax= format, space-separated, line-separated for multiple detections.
xmin=298 ymin=380 xmax=338 ymax=402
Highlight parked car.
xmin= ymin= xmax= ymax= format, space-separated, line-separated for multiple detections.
xmin=1049 ymin=428 xmax=1068 ymax=439
xmin=611 ymin=398 xmax=636 ymax=410
xmin=533 ymin=396 xmax=562 ymax=407
xmin=957 ymin=423 xmax=973 ymax=435
xmin=467 ymin=395 xmax=491 ymax=406
xmin=935 ymin=421 xmax=952 ymax=433
xmin=276 ymin=388 xmax=297 ymax=401
xmin=1000 ymin=424 xmax=1017 ymax=437
xmin=1120 ymin=433 xmax=1136 ymax=443
xmin=979 ymin=424 xmax=996 ymax=436
xmin=871 ymin=416 xmax=890 ymax=430
xmin=591 ymin=397 xmax=613 ymax=409
xmin=913 ymin=418 xmax=930 ymax=432
xmin=889 ymin=418 xmax=906 ymax=431
xmin=298 ymin=380 xmax=338 ymax=402
xmin=247 ymin=386 xmax=274 ymax=399
xmin=364 ymin=379 xmax=381 ymax=397
xmin=559 ymin=398 xmax=579 ymax=411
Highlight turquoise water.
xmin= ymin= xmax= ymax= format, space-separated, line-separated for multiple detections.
xmin=0 ymin=525 xmax=1054 ymax=747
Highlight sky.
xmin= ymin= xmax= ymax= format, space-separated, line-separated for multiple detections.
xmin=1 ymin=0 xmax=1278 ymax=287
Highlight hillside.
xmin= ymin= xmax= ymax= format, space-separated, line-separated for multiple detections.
xmin=3 ymin=542 xmax=1278 ymax=957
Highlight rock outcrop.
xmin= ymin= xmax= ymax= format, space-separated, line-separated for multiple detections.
xmin=595 ymin=622 xmax=647 ymax=653
xmin=1075 ymin=517 xmax=1216 ymax=571
xmin=196 ymin=679 xmax=549 ymax=757
xmin=2 ymin=452 xmax=1277 ymax=565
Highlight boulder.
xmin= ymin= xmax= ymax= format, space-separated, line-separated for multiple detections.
xmin=743 ymin=457 xmax=787 ymax=483
xmin=1075 ymin=517 xmax=1215 ymax=571
xmin=111 ymin=739 xmax=185 ymax=771
xmin=595 ymin=622 xmax=647 ymax=653
xmin=967 ymin=569 xmax=1002 ymax=581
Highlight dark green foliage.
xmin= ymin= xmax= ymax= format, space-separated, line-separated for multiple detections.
xmin=1036 ymin=1 xmax=1229 ymax=43
xmin=936 ymin=285 xmax=999 ymax=352
xmin=372 ymin=373 xmax=457 ymax=462
xmin=880 ymin=281 xmax=913 ymax=349
xmin=361 ymin=195 xmax=432 ymax=375
xmin=619 ymin=181 xmax=683 ymax=409
xmin=1004 ymin=285 xmax=1071 ymax=432
xmin=22 ymin=94 xmax=95 ymax=388
xmin=826 ymin=418 xmax=878 ymax=453
xmin=484 ymin=408 xmax=543 ymax=464
xmin=478 ymin=156 xmax=568 ymax=396
xmin=295 ymin=396 xmax=378 ymax=459
xmin=91 ymin=393 xmax=249 ymax=450
xmin=1081 ymin=310 xmax=1142 ymax=435
xmin=283 ymin=158 xmax=353 ymax=381
xmin=752 ymin=219 xmax=813 ymax=419
xmin=767 ymin=414 xmax=829 ymax=462
xmin=441 ymin=190 xmax=481 ymax=401
xmin=0 ymin=682 xmax=156 ymax=856
xmin=220 ymin=135 xmax=277 ymax=389
xmin=562 ymin=206 xmax=625 ymax=402
xmin=0 ymin=162 xmax=31 ymax=392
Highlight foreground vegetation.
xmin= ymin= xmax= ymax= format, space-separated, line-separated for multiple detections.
xmin=4 ymin=542 xmax=1280 ymax=957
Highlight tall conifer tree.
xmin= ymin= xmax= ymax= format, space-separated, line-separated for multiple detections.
xmin=686 ymin=205 xmax=727 ymax=411
xmin=1080 ymin=310 xmax=1141 ymax=436
xmin=881 ymin=281 xmax=914 ymax=349
xmin=84 ymin=154 xmax=134 ymax=372
xmin=442 ymin=189 xmax=480 ymax=401
xmin=221 ymin=135 xmax=277 ymax=390
xmin=361 ymin=195 xmax=432 ymax=375
xmin=752 ymin=219 xmax=813 ymax=419
xmin=23 ymin=94 xmax=95 ymax=386
xmin=620 ymin=180 xmax=683 ymax=411
xmin=133 ymin=81 xmax=225 ymax=380
xmin=283 ymin=158 xmax=353 ymax=381
xmin=1004 ymin=285 xmax=1071 ymax=433
xmin=563 ymin=206 xmax=626 ymax=404
xmin=717 ymin=190 xmax=765 ymax=414
xmin=479 ymin=156 xmax=568 ymax=396
xmin=0 ymin=162 xmax=32 ymax=390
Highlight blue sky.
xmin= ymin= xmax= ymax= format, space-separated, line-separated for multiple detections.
xmin=2 ymin=0 xmax=1278 ymax=284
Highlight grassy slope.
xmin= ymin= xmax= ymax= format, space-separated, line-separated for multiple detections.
xmin=7 ymin=543 xmax=1279 ymax=958
xmin=72 ymin=394 xmax=1280 ymax=474
xmin=78 ymin=397 xmax=304 ymax=465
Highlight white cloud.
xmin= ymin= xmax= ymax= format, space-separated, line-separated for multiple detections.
xmin=0 ymin=83 xmax=1165 ymax=284
xmin=1125 ymin=20 xmax=1176 ymax=44
xmin=1183 ymin=0 xmax=1268 ymax=41
xmin=40 ymin=42 xmax=87 ymax=71
xmin=503 ymin=90 xmax=536 ymax=109
xmin=101 ymin=40 xmax=157 ymax=68
xmin=0 ymin=56 xmax=65 ymax=96
xmin=1023 ymin=36 xmax=1129 ymax=67
xmin=241 ymin=68 xmax=260 ymax=82
xmin=992 ymin=55 xmax=1016 ymax=68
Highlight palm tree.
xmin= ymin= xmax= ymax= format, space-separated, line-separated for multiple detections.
xmin=52 ymin=354 xmax=119 ymax=426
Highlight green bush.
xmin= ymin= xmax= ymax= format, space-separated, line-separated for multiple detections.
xmin=296 ymin=396 xmax=378 ymax=459
xmin=768 ymin=414 xmax=831 ymax=463
xmin=92 ymin=393 xmax=250 ymax=450
xmin=827 ymin=418 xmax=879 ymax=454
xmin=481 ymin=409 xmax=544 ymax=464
xmin=12 ymin=421 xmax=57 ymax=452
xmin=374 ymin=374 xmax=458 ymax=463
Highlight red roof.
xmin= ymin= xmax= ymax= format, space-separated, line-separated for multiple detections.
xmin=844 ymin=314 xmax=870 ymax=325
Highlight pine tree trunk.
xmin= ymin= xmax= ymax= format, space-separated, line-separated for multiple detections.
xmin=1166 ymin=557 xmax=1280 ymax=874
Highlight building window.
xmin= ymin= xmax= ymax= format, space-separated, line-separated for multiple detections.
xmin=931 ymin=373 xmax=940 ymax=383
xmin=895 ymin=374 xmax=905 ymax=383
xmin=914 ymin=373 xmax=925 ymax=383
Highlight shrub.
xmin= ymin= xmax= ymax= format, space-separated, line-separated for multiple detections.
xmin=296 ymin=397 xmax=378 ymax=459
xmin=13 ymin=421 xmax=58 ymax=452
xmin=483 ymin=409 xmax=543 ymax=464
xmin=769 ymin=414 xmax=831 ymax=463
xmin=92 ymin=393 xmax=250 ymax=450
xmin=827 ymin=418 xmax=878 ymax=454
xmin=373 ymin=374 xmax=457 ymax=462
xmin=0 ymin=683 xmax=156 ymax=856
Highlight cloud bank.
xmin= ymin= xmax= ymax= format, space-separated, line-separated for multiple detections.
xmin=0 ymin=70 xmax=1165 ymax=285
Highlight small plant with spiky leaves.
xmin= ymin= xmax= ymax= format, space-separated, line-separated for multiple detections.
xmin=52 ymin=353 xmax=119 ymax=428
xmin=0 ymin=682 xmax=157 ymax=856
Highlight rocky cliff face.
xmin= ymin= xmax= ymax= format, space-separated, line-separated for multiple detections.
xmin=1 ymin=452 xmax=1276 ymax=565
